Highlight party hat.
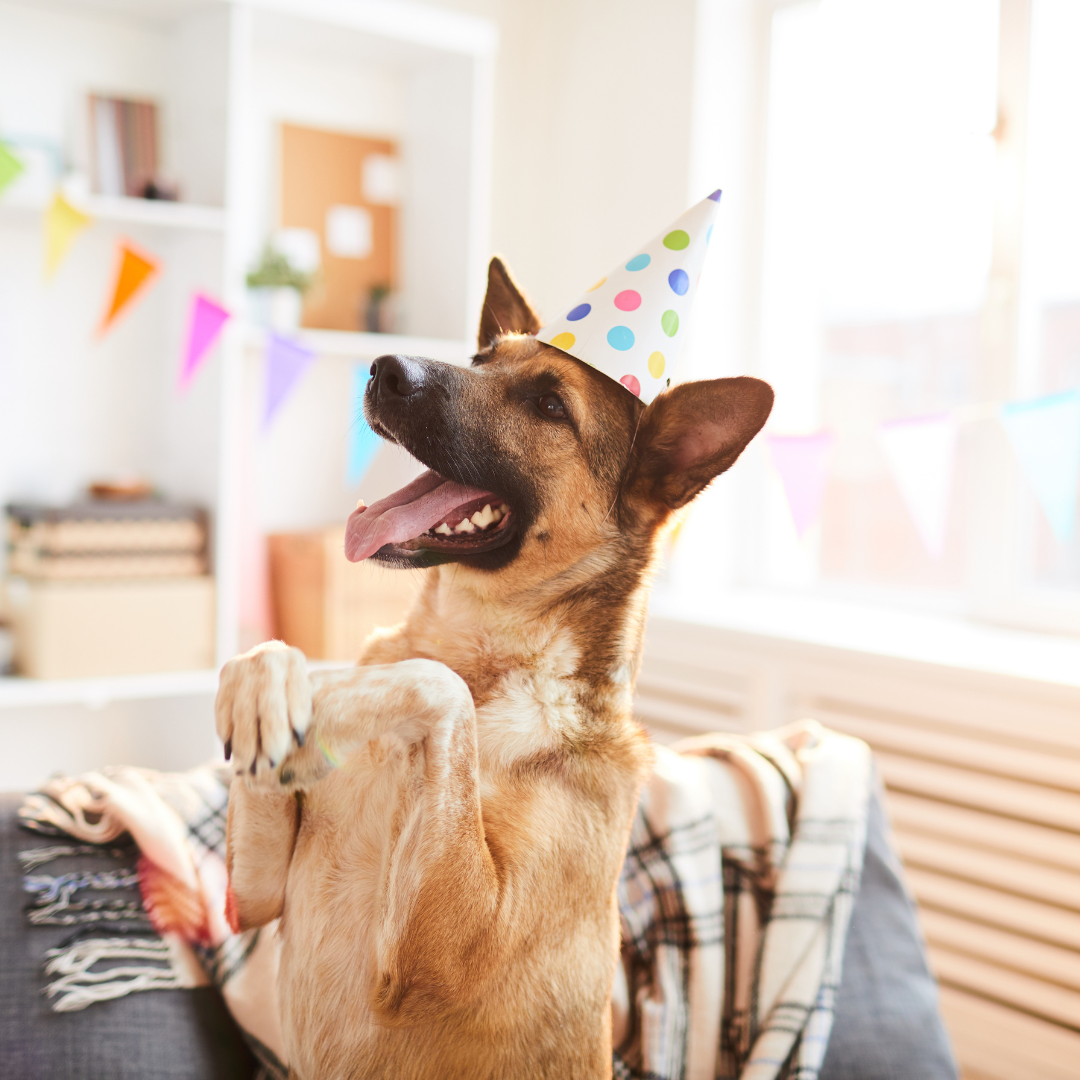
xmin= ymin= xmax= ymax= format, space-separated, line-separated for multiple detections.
xmin=536 ymin=189 xmax=721 ymax=405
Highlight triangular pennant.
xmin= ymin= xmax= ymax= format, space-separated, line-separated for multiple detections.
xmin=263 ymin=334 xmax=315 ymax=427
xmin=44 ymin=193 xmax=92 ymax=278
xmin=536 ymin=190 xmax=722 ymax=404
xmin=99 ymin=240 xmax=160 ymax=335
xmin=0 ymin=141 xmax=25 ymax=197
xmin=180 ymin=293 xmax=231 ymax=389
xmin=766 ymin=432 xmax=834 ymax=538
xmin=1000 ymin=390 xmax=1080 ymax=543
xmin=878 ymin=414 xmax=957 ymax=558
xmin=347 ymin=364 xmax=382 ymax=484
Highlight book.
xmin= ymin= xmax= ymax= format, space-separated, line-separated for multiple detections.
xmin=5 ymin=501 xmax=208 ymax=581
xmin=89 ymin=94 xmax=160 ymax=199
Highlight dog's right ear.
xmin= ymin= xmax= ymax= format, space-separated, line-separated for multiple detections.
xmin=478 ymin=257 xmax=541 ymax=349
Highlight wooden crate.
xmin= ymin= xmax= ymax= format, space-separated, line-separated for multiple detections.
xmin=268 ymin=528 xmax=422 ymax=660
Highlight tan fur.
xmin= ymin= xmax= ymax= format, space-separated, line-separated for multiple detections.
xmin=216 ymin=258 xmax=772 ymax=1079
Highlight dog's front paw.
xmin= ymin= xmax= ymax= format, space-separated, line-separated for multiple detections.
xmin=215 ymin=641 xmax=311 ymax=787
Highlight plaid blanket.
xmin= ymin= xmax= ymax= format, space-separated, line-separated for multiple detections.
xmin=18 ymin=720 xmax=870 ymax=1080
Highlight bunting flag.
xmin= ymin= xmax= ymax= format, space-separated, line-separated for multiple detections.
xmin=0 ymin=141 xmax=24 ymax=197
xmin=1000 ymin=389 xmax=1080 ymax=543
xmin=766 ymin=432 xmax=834 ymax=538
xmin=44 ymin=193 xmax=92 ymax=278
xmin=263 ymin=334 xmax=315 ymax=427
xmin=98 ymin=239 xmax=160 ymax=335
xmin=878 ymin=414 xmax=957 ymax=558
xmin=179 ymin=293 xmax=231 ymax=389
xmin=347 ymin=364 xmax=381 ymax=484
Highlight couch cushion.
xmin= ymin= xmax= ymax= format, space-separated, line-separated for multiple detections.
xmin=819 ymin=775 xmax=958 ymax=1079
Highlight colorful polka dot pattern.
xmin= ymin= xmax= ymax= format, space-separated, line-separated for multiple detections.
xmin=536 ymin=189 xmax=722 ymax=405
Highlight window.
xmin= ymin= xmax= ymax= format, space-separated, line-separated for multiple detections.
xmin=663 ymin=0 xmax=1080 ymax=635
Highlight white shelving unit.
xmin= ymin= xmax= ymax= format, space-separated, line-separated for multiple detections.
xmin=0 ymin=0 xmax=496 ymax=718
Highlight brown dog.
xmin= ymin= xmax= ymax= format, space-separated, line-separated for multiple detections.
xmin=216 ymin=258 xmax=773 ymax=1079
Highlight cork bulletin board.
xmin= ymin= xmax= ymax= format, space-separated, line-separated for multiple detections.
xmin=280 ymin=123 xmax=399 ymax=331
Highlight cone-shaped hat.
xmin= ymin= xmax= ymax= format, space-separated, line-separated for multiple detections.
xmin=536 ymin=189 xmax=721 ymax=405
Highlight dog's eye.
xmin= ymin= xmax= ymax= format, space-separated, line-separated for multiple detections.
xmin=537 ymin=393 xmax=567 ymax=420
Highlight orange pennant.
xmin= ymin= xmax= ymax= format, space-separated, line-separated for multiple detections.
xmin=99 ymin=239 xmax=160 ymax=335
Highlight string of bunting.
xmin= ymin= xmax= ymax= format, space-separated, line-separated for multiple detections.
xmin=766 ymin=389 xmax=1080 ymax=552
xmin=1 ymin=143 xmax=333 ymax=464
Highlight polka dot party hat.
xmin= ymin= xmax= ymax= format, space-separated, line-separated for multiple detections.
xmin=536 ymin=189 xmax=721 ymax=405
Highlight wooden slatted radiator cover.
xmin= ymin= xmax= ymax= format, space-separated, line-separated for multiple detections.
xmin=638 ymin=615 xmax=1080 ymax=1080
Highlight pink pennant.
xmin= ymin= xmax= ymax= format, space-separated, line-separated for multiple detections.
xmin=766 ymin=432 xmax=835 ymax=538
xmin=263 ymin=334 xmax=315 ymax=428
xmin=179 ymin=293 xmax=231 ymax=389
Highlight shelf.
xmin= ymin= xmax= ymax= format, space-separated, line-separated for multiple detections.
xmin=0 ymin=659 xmax=355 ymax=711
xmin=0 ymin=669 xmax=219 ymax=710
xmin=0 ymin=194 xmax=227 ymax=232
xmin=243 ymin=325 xmax=472 ymax=365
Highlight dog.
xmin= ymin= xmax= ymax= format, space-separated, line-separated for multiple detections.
xmin=215 ymin=257 xmax=773 ymax=1079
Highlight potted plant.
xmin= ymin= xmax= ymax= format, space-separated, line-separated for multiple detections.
xmin=246 ymin=244 xmax=316 ymax=332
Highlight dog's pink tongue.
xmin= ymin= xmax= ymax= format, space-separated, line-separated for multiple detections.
xmin=345 ymin=470 xmax=493 ymax=561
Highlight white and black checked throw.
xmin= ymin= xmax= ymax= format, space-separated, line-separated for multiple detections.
xmin=19 ymin=720 xmax=871 ymax=1080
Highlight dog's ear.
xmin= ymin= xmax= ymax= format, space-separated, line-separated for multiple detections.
xmin=626 ymin=376 xmax=774 ymax=510
xmin=478 ymin=257 xmax=541 ymax=349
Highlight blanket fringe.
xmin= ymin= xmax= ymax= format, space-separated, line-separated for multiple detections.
xmin=22 ymin=867 xmax=145 ymax=926
xmin=43 ymin=936 xmax=182 ymax=1011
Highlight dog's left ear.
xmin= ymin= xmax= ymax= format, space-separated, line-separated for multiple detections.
xmin=627 ymin=376 xmax=774 ymax=510
xmin=478 ymin=257 xmax=541 ymax=349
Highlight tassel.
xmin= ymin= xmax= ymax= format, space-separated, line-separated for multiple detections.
xmin=23 ymin=867 xmax=145 ymax=926
xmin=19 ymin=844 xmax=132 ymax=870
xmin=43 ymin=936 xmax=181 ymax=1012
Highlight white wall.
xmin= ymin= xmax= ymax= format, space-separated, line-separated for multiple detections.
xmin=421 ymin=0 xmax=698 ymax=328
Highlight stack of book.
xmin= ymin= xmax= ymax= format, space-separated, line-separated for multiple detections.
xmin=3 ymin=500 xmax=215 ymax=679
xmin=7 ymin=500 xmax=208 ymax=579
xmin=89 ymin=94 xmax=162 ymax=199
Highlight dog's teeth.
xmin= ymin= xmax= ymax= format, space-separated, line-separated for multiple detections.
xmin=481 ymin=504 xmax=496 ymax=527
xmin=499 ymin=503 xmax=510 ymax=515
xmin=491 ymin=506 xmax=503 ymax=521
xmin=454 ymin=518 xmax=475 ymax=533
xmin=434 ymin=523 xmax=452 ymax=536
xmin=471 ymin=510 xmax=485 ymax=527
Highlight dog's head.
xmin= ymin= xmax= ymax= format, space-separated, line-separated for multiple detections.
xmin=346 ymin=258 xmax=772 ymax=596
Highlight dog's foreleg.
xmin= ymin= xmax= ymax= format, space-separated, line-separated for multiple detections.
xmin=225 ymin=781 xmax=299 ymax=931
xmin=285 ymin=659 xmax=506 ymax=1022
xmin=216 ymin=641 xmax=311 ymax=930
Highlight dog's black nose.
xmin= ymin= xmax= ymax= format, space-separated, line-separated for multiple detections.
xmin=369 ymin=355 xmax=426 ymax=402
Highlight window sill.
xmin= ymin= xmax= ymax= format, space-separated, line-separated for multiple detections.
xmin=648 ymin=586 xmax=1080 ymax=693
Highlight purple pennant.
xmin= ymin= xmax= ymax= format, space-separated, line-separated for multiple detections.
xmin=263 ymin=334 xmax=315 ymax=428
xmin=179 ymin=293 xmax=230 ymax=389
xmin=766 ymin=432 xmax=835 ymax=537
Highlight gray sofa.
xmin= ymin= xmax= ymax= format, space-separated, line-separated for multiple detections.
xmin=0 ymin=779 xmax=957 ymax=1079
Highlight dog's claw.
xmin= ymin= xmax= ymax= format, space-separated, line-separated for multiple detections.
xmin=249 ymin=760 xmax=257 ymax=776
xmin=280 ymin=767 xmax=294 ymax=785
xmin=223 ymin=738 xmax=232 ymax=762
xmin=292 ymin=728 xmax=305 ymax=748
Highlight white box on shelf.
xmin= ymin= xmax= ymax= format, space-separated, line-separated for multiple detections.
xmin=4 ymin=576 xmax=216 ymax=680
